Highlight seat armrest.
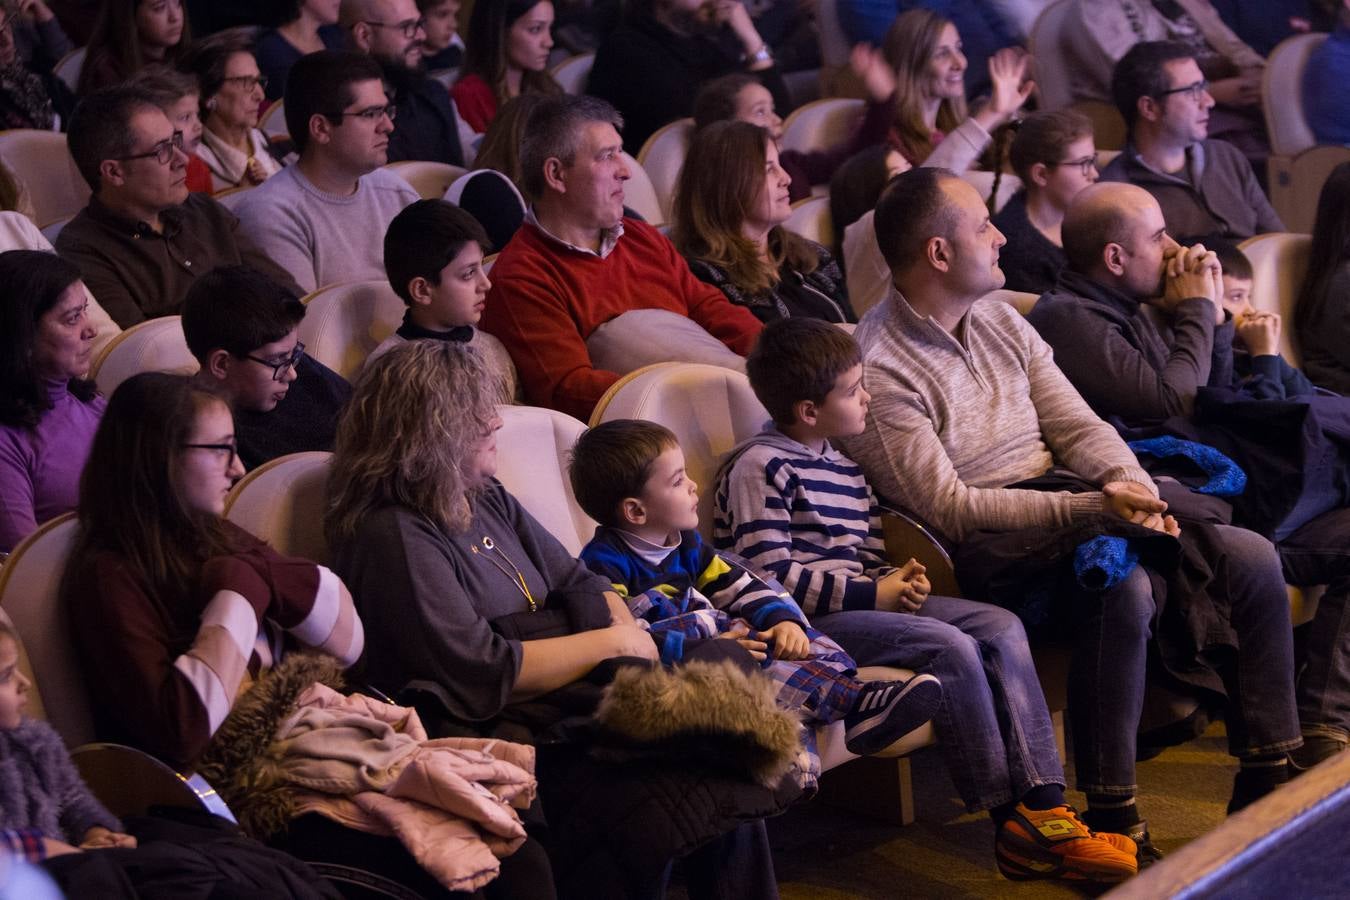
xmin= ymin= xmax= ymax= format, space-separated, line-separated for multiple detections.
xmin=71 ymin=742 xmax=236 ymax=824
xmin=877 ymin=506 xmax=961 ymax=598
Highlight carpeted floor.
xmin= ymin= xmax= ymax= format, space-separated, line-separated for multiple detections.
xmin=766 ymin=722 xmax=1237 ymax=899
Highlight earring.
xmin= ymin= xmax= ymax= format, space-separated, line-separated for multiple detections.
xmin=206 ymin=98 xmax=218 ymax=110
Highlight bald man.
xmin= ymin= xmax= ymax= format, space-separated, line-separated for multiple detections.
xmin=1029 ymin=180 xmax=1350 ymax=772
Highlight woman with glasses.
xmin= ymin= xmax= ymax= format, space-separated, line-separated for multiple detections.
xmin=451 ymin=0 xmax=561 ymax=134
xmin=991 ymin=109 xmax=1098 ymax=295
xmin=0 ymin=250 xmax=100 ymax=554
xmin=77 ymin=0 xmax=190 ymax=96
xmin=255 ymin=0 xmax=343 ymax=103
xmin=183 ymin=30 xmax=284 ymax=192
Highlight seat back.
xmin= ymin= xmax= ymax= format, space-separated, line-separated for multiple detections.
xmin=1028 ymin=0 xmax=1077 ymax=110
xmin=258 ymin=100 xmax=288 ymax=138
xmin=1239 ymin=232 xmax=1312 ymax=364
xmin=52 ymin=46 xmax=85 ymax=92
xmin=960 ymin=170 xmax=1023 ymax=214
xmin=780 ymin=98 xmax=865 ymax=157
xmin=1264 ymin=33 xmax=1327 ymax=159
xmin=636 ymin=118 xmax=693 ymax=223
xmin=984 ymin=288 xmax=1039 ymax=316
xmin=621 ymin=152 xmax=664 ymax=225
xmin=297 ymin=280 xmax=407 ymax=381
xmin=592 ymin=363 xmax=769 ymax=542
xmin=89 ymin=316 xmax=197 ymax=396
xmin=783 ymin=195 xmax=833 ymax=246
xmin=494 ymin=405 xmax=597 ymax=557
xmin=384 ymin=160 xmax=468 ymax=200
xmin=1280 ymin=144 xmax=1350 ymax=235
xmin=550 ymin=52 xmax=594 ymax=94
xmin=0 ymin=129 xmax=90 ymax=227
xmin=0 ymin=514 xmax=94 ymax=747
xmin=224 ymin=451 xmax=334 ymax=565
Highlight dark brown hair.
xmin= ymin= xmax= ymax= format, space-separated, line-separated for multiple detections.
xmin=458 ymin=0 xmax=562 ymax=110
xmin=569 ymin=420 xmax=678 ymax=527
xmin=1008 ymin=109 xmax=1093 ymax=183
xmin=78 ymin=0 xmax=193 ymax=96
xmin=747 ymin=318 xmax=861 ymax=425
xmin=1296 ymin=161 xmax=1350 ymax=352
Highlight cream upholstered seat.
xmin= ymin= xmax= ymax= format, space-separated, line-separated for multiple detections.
xmin=621 ymin=152 xmax=664 ymax=225
xmin=1239 ymin=232 xmax=1311 ymax=365
xmin=987 ymin=288 xmax=1040 ymax=316
xmin=779 ymin=98 xmax=864 ymax=158
xmin=258 ymin=99 xmax=288 ymax=138
xmin=636 ymin=118 xmax=692 ymax=224
xmin=89 ymin=316 xmax=197 ymax=396
xmin=494 ymin=405 xmax=597 ymax=558
xmin=52 ymin=46 xmax=85 ymax=92
xmin=0 ymin=129 xmax=90 ymax=228
xmin=783 ymin=196 xmax=833 ymax=247
xmin=385 ymin=160 xmax=468 ymax=200
xmin=550 ymin=52 xmax=594 ymax=94
xmin=297 ymin=280 xmax=406 ymax=381
xmin=1263 ymin=33 xmax=1328 ymax=230
xmin=224 ymin=451 xmax=334 ymax=565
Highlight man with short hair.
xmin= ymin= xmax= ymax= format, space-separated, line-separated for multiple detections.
xmin=56 ymin=85 xmax=297 ymax=328
xmin=183 ymin=264 xmax=351 ymax=469
xmin=341 ymin=0 xmax=464 ymax=167
xmin=233 ymin=50 xmax=420 ymax=294
xmin=1098 ymin=40 xmax=1282 ymax=243
xmin=841 ymin=167 xmax=1300 ymax=855
xmin=478 ymin=94 xmax=764 ymax=420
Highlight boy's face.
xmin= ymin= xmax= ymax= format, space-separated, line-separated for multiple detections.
xmin=811 ymin=364 xmax=870 ymax=438
xmin=630 ymin=444 xmax=700 ymax=536
xmin=0 ymin=636 xmax=31 ymax=729
xmin=416 ymin=241 xmax=490 ymax=329
xmin=221 ymin=327 xmax=302 ymax=413
xmin=421 ymin=0 xmax=461 ymax=53
xmin=1221 ymin=275 xmax=1254 ymax=319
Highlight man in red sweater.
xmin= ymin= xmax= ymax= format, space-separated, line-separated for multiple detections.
xmin=479 ymin=95 xmax=764 ymax=420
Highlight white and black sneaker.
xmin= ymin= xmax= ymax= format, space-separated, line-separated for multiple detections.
xmin=842 ymin=675 xmax=942 ymax=756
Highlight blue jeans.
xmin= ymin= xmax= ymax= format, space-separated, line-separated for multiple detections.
xmin=811 ymin=595 xmax=1064 ymax=812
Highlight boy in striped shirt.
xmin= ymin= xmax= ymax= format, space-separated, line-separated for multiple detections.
xmin=714 ymin=318 xmax=1138 ymax=883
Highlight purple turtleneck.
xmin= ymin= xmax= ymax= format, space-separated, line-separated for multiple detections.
xmin=0 ymin=379 xmax=105 ymax=553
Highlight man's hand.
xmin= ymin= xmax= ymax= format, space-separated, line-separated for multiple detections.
xmin=79 ymin=827 xmax=137 ymax=850
xmin=717 ymin=621 xmax=768 ymax=661
xmin=1160 ymin=242 xmax=1222 ymax=317
xmin=1102 ymin=481 xmax=1178 ymax=535
xmin=876 ymin=559 xmax=929 ymax=613
xmin=1235 ymin=310 xmax=1281 ymax=357
xmin=761 ymin=620 xmax=810 ymax=660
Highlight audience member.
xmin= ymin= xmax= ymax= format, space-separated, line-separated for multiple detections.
xmin=1211 ymin=0 xmax=1315 ymax=55
xmin=841 ymin=167 xmax=1300 ymax=855
xmin=4 ymin=0 xmax=72 ymax=75
xmin=830 ymin=145 xmax=909 ymax=264
xmin=1029 ymin=181 xmax=1350 ymax=769
xmin=0 ymin=250 xmax=100 ymax=554
xmin=451 ymin=0 xmax=561 ymax=135
xmin=182 ymin=265 xmax=350 ymax=469
xmin=1296 ymin=160 xmax=1350 ymax=393
xmin=1303 ymin=0 xmax=1350 ymax=145
xmin=589 ymin=0 xmax=791 ymax=154
xmin=417 ymin=0 xmax=463 ymax=71
xmin=183 ymin=30 xmax=285 ymax=191
xmin=992 ymin=109 xmax=1098 ymax=294
xmin=1098 ymin=40 xmax=1282 ymax=242
xmin=343 ymin=0 xmax=465 ymax=166
xmin=58 ymin=86 xmax=297 ymax=327
xmin=0 ymin=0 xmax=75 ymax=130
xmin=1211 ymin=240 xmax=1315 ymax=399
xmin=443 ymin=93 xmax=540 ymax=251
xmin=326 ymin=339 xmax=784 ymax=899
xmin=714 ymin=317 xmax=1138 ymax=883
xmin=232 ymin=51 xmax=419 ymax=293
xmin=125 ymin=66 xmax=212 ymax=194
xmin=254 ymin=0 xmax=344 ymax=103
xmin=479 ymin=94 xmax=763 ymax=419
xmin=571 ymin=418 xmax=944 ymax=790
xmin=673 ymin=121 xmax=853 ymax=324
xmin=77 ymin=0 xmax=191 ymax=96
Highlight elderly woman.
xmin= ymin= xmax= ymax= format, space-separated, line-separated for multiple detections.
xmin=183 ymin=30 xmax=283 ymax=191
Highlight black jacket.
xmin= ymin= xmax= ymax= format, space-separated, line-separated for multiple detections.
xmin=383 ymin=62 xmax=465 ymax=167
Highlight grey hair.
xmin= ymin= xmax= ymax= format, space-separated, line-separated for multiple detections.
xmin=518 ymin=94 xmax=624 ymax=201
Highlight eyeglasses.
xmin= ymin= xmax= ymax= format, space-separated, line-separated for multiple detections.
xmin=1052 ymin=155 xmax=1097 ymax=177
xmin=1156 ymin=79 xmax=1209 ymax=102
xmin=335 ymin=104 xmax=397 ymax=123
xmin=182 ymin=441 xmax=238 ymax=470
xmin=363 ymin=16 xmax=426 ymax=39
xmin=116 ymin=130 xmax=184 ymax=165
xmin=241 ymin=341 xmax=305 ymax=381
xmin=222 ymin=74 xmax=268 ymax=91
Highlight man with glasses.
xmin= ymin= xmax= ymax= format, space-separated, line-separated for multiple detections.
xmin=1099 ymin=40 xmax=1281 ymax=243
xmin=233 ymin=50 xmax=419 ymax=293
xmin=341 ymin=0 xmax=464 ymax=167
xmin=57 ymin=85 xmax=299 ymax=327
xmin=182 ymin=264 xmax=351 ymax=469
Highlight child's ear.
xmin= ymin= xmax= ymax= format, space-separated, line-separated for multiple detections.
xmin=620 ymin=497 xmax=646 ymax=526
xmin=794 ymin=398 xmax=818 ymax=427
xmin=408 ymin=276 xmax=434 ymax=307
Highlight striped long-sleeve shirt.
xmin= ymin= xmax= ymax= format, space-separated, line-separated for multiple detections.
xmin=713 ymin=428 xmax=896 ymax=618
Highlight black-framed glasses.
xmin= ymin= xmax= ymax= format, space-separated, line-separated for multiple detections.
xmin=1052 ymin=155 xmax=1097 ymax=177
xmin=222 ymin=74 xmax=268 ymax=91
xmin=363 ymin=16 xmax=425 ymax=38
xmin=182 ymin=441 xmax=238 ymax=469
xmin=241 ymin=341 xmax=305 ymax=381
xmin=1156 ymin=79 xmax=1209 ymax=102
xmin=116 ymin=130 xmax=184 ymax=165
xmin=335 ymin=104 xmax=397 ymax=123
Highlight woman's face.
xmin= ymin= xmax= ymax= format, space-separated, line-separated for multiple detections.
xmin=1037 ymin=134 xmax=1099 ymax=210
xmin=137 ymin=0 xmax=185 ymax=52
xmin=733 ymin=82 xmax=782 ymax=141
xmin=506 ymin=1 xmax=554 ymax=74
xmin=466 ymin=414 xmax=504 ymax=487
xmin=302 ymin=0 xmax=342 ymax=26
xmin=921 ymin=23 xmax=966 ymax=103
xmin=32 ymin=282 xmax=96 ymax=383
xmin=210 ymin=53 xmax=265 ymax=131
xmin=745 ymin=139 xmax=792 ymax=236
xmin=175 ymin=400 xmax=245 ymax=518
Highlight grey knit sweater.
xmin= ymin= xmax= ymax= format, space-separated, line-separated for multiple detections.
xmin=0 ymin=719 xmax=121 ymax=841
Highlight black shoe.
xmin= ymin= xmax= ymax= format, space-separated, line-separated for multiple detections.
xmin=1289 ymin=736 xmax=1346 ymax=773
xmin=842 ymin=675 xmax=941 ymax=756
xmin=1123 ymin=820 xmax=1164 ymax=869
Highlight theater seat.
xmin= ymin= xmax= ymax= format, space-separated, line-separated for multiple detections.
xmin=494 ymin=405 xmax=597 ymax=558
xmin=52 ymin=46 xmax=84 ymax=92
xmin=783 ymin=195 xmax=833 ymax=246
xmin=224 ymin=451 xmax=334 ymax=565
xmin=89 ymin=316 xmax=197 ymax=396
xmin=1028 ymin=0 xmax=1077 ymax=111
xmin=550 ymin=52 xmax=594 ymax=94
xmin=1264 ymin=32 xmax=1328 ymax=229
xmin=297 ymin=280 xmax=406 ymax=381
xmin=258 ymin=99 xmax=287 ymax=138
xmin=1238 ymin=232 xmax=1311 ymax=365
xmin=621 ymin=152 xmax=664 ymax=225
xmin=779 ymin=98 xmax=865 ymax=158
xmin=0 ymin=129 xmax=91 ymax=228
xmin=384 ymin=160 xmax=468 ymax=200
xmin=636 ymin=118 xmax=692 ymax=223
xmin=986 ymin=288 xmax=1040 ymax=316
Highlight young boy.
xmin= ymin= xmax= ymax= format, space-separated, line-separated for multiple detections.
xmin=569 ymin=419 xmax=942 ymax=790
xmin=417 ymin=0 xmax=465 ymax=71
xmin=714 ymin=318 xmax=1139 ymax=883
xmin=377 ymin=199 xmax=518 ymax=398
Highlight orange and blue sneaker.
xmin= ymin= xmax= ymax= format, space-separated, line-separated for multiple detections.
xmin=995 ymin=804 xmax=1139 ymax=883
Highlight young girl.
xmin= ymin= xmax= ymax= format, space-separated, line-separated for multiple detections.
xmin=76 ymin=0 xmax=190 ymax=96
xmin=451 ymin=0 xmax=561 ymax=134
xmin=0 ymin=620 xmax=137 ymax=863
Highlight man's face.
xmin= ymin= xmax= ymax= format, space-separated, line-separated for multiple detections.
xmin=364 ymin=0 xmax=425 ymax=70
xmin=110 ymin=107 xmax=189 ymax=213
xmin=1153 ymin=58 xmax=1214 ymax=146
xmin=939 ymin=178 xmax=1006 ymax=297
xmin=554 ymin=121 xmax=630 ymax=230
xmin=1115 ymin=197 xmax=1177 ymax=298
xmin=322 ymin=78 xmax=394 ymax=173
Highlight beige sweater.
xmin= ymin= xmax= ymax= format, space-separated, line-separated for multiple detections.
xmin=839 ymin=291 xmax=1155 ymax=543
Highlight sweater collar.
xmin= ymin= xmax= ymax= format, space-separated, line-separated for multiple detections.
xmin=884 ymin=286 xmax=973 ymax=357
xmin=614 ymin=527 xmax=681 ymax=565
xmin=1121 ymin=139 xmax=1206 ymax=186
xmin=524 ymin=206 xmax=624 ymax=259
xmin=395 ymin=311 xmax=474 ymax=344
xmin=43 ymin=376 xmax=70 ymax=404
xmin=1052 ymin=268 xmax=1143 ymax=315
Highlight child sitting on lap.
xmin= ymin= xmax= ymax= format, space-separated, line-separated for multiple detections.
xmin=569 ymin=420 xmax=942 ymax=790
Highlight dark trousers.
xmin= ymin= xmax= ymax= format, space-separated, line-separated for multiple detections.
xmin=1280 ymin=505 xmax=1350 ymax=741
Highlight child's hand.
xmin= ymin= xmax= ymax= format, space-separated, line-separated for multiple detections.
xmin=762 ymin=621 xmax=810 ymax=660
xmin=43 ymin=837 xmax=82 ymax=857
xmin=717 ymin=622 xmax=768 ymax=661
xmin=877 ymin=560 xmax=928 ymax=613
xmin=79 ymin=826 xmax=137 ymax=850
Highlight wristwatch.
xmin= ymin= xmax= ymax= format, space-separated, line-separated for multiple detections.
xmin=745 ymin=42 xmax=773 ymax=66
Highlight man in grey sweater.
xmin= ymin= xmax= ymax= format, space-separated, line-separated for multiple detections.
xmin=841 ymin=167 xmax=1300 ymax=857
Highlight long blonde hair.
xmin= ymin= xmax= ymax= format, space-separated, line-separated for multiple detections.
xmin=326 ymin=341 xmax=504 ymax=544
xmin=883 ymin=9 xmax=967 ymax=165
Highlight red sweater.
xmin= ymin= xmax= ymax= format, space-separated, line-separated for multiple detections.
xmin=480 ymin=218 xmax=764 ymax=420
xmin=450 ymin=74 xmax=496 ymax=133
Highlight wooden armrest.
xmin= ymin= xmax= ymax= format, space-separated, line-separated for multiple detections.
xmin=878 ymin=507 xmax=961 ymax=598
xmin=71 ymin=742 xmax=235 ymax=824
